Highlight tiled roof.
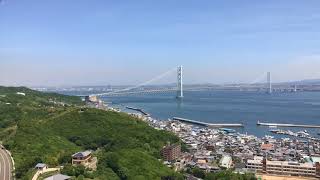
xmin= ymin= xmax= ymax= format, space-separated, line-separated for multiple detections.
xmin=72 ymin=150 xmax=91 ymax=158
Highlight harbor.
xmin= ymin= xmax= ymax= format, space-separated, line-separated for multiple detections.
xmin=100 ymin=90 xmax=320 ymax=138
xmin=172 ymin=117 xmax=243 ymax=127
xmin=269 ymin=128 xmax=320 ymax=141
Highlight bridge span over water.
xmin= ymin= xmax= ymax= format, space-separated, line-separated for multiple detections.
xmin=84 ymin=66 xmax=287 ymax=98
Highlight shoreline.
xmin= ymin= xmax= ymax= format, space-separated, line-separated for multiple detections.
xmin=104 ymin=103 xmax=320 ymax=142
xmin=99 ymin=101 xmax=320 ymax=179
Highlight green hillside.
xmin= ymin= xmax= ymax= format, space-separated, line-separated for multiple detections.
xmin=0 ymin=86 xmax=181 ymax=180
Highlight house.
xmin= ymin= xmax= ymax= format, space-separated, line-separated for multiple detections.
xmin=261 ymin=143 xmax=274 ymax=151
xmin=44 ymin=174 xmax=70 ymax=180
xmin=35 ymin=163 xmax=48 ymax=171
xmin=72 ymin=150 xmax=97 ymax=170
xmin=220 ymin=155 xmax=232 ymax=169
xmin=85 ymin=95 xmax=98 ymax=103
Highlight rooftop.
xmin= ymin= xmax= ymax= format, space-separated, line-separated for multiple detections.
xmin=311 ymin=156 xmax=320 ymax=164
xmin=163 ymin=143 xmax=180 ymax=150
xmin=221 ymin=155 xmax=232 ymax=165
xmin=266 ymin=161 xmax=315 ymax=168
xmin=35 ymin=163 xmax=47 ymax=168
xmin=44 ymin=174 xmax=70 ymax=180
xmin=261 ymin=144 xmax=274 ymax=150
xmin=72 ymin=150 xmax=91 ymax=158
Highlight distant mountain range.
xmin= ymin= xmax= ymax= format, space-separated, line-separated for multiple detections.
xmin=280 ymin=79 xmax=320 ymax=85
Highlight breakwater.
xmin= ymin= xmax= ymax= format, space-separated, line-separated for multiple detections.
xmin=257 ymin=121 xmax=320 ymax=128
xmin=126 ymin=106 xmax=150 ymax=116
xmin=173 ymin=117 xmax=243 ymax=127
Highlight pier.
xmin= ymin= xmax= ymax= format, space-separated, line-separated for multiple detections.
xmin=126 ymin=106 xmax=150 ymax=116
xmin=173 ymin=117 xmax=243 ymax=127
xmin=257 ymin=121 xmax=320 ymax=128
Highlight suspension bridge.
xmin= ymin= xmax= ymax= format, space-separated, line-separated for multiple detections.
xmin=85 ymin=66 xmax=296 ymax=98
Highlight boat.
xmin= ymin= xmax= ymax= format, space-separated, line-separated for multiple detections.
xmin=264 ymin=135 xmax=274 ymax=139
xmin=219 ymin=128 xmax=236 ymax=133
xmin=269 ymin=129 xmax=280 ymax=133
xmin=297 ymin=131 xmax=310 ymax=137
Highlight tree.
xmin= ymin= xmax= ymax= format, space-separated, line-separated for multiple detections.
xmin=77 ymin=175 xmax=84 ymax=180
xmin=74 ymin=165 xmax=86 ymax=177
xmin=117 ymin=166 xmax=129 ymax=180
xmin=192 ymin=167 xmax=206 ymax=179
xmin=58 ymin=153 xmax=72 ymax=164
xmin=61 ymin=164 xmax=75 ymax=176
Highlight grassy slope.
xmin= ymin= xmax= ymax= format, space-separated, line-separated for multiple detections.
xmin=0 ymin=87 xmax=181 ymax=180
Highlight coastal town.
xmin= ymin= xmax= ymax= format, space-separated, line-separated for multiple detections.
xmin=149 ymin=115 xmax=320 ymax=179
xmin=28 ymin=94 xmax=320 ymax=180
xmin=102 ymin=96 xmax=320 ymax=180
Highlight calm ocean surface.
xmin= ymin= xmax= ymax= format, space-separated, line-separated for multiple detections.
xmin=62 ymin=90 xmax=320 ymax=137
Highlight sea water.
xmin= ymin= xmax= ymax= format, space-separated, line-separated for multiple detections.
xmin=100 ymin=90 xmax=320 ymax=137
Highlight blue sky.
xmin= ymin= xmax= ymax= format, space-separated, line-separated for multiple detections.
xmin=1 ymin=0 xmax=320 ymax=86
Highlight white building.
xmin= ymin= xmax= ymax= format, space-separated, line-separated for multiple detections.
xmin=35 ymin=163 xmax=48 ymax=171
xmin=246 ymin=157 xmax=319 ymax=177
xmin=16 ymin=92 xmax=26 ymax=96
xmin=220 ymin=155 xmax=232 ymax=169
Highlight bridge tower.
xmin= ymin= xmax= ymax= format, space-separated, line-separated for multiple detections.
xmin=267 ymin=72 xmax=272 ymax=94
xmin=177 ymin=66 xmax=183 ymax=98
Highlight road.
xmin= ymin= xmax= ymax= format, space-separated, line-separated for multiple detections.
xmin=0 ymin=148 xmax=12 ymax=180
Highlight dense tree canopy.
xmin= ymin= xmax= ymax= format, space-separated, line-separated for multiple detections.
xmin=0 ymin=86 xmax=181 ymax=179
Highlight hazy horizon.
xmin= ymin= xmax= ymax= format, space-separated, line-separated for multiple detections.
xmin=1 ymin=1 xmax=320 ymax=86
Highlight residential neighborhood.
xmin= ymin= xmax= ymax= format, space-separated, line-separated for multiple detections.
xmin=141 ymin=114 xmax=320 ymax=179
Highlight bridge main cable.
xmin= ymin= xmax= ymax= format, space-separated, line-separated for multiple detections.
xmin=92 ymin=67 xmax=177 ymax=97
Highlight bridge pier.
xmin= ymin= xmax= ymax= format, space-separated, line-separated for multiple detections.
xmin=267 ymin=72 xmax=272 ymax=94
xmin=177 ymin=66 xmax=183 ymax=98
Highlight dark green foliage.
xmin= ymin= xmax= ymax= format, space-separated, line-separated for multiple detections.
xmin=204 ymin=170 xmax=256 ymax=180
xmin=190 ymin=168 xmax=257 ymax=180
xmin=192 ymin=167 xmax=206 ymax=179
xmin=0 ymin=86 xmax=181 ymax=179
xmin=60 ymin=164 xmax=87 ymax=178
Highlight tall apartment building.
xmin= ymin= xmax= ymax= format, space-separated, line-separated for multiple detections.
xmin=161 ymin=143 xmax=181 ymax=161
